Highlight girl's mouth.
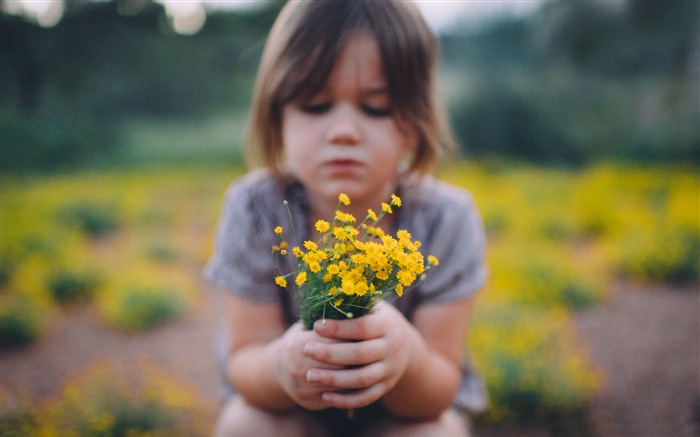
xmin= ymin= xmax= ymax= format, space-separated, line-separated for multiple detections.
xmin=324 ymin=159 xmax=362 ymax=174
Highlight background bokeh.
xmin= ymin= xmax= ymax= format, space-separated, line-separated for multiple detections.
xmin=1 ymin=1 xmax=698 ymax=436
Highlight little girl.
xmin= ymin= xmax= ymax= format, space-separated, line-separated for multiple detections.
xmin=205 ymin=1 xmax=487 ymax=436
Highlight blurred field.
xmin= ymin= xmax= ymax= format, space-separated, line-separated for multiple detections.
xmin=1 ymin=160 xmax=697 ymax=435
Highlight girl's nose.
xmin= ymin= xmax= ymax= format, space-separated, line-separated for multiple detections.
xmin=326 ymin=105 xmax=361 ymax=145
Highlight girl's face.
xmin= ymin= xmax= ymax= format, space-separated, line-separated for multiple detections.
xmin=282 ymin=33 xmax=416 ymax=211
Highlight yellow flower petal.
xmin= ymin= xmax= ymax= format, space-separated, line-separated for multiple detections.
xmin=315 ymin=220 xmax=330 ymax=233
xmin=367 ymin=208 xmax=378 ymax=221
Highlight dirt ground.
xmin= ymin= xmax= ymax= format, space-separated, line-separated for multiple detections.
xmin=1 ymin=280 xmax=698 ymax=437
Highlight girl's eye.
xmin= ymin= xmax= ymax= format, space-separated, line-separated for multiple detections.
xmin=362 ymin=105 xmax=393 ymax=117
xmin=300 ymin=102 xmax=332 ymax=114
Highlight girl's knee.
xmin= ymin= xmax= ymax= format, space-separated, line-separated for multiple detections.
xmin=367 ymin=409 xmax=471 ymax=437
xmin=213 ymin=397 xmax=326 ymax=437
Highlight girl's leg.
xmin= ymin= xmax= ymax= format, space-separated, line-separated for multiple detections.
xmin=364 ymin=408 xmax=471 ymax=437
xmin=213 ymin=397 xmax=328 ymax=437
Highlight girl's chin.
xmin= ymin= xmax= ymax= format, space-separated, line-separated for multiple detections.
xmin=314 ymin=183 xmax=389 ymax=206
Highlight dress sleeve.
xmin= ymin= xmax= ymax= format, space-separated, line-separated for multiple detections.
xmin=203 ymin=176 xmax=282 ymax=303
xmin=414 ymin=187 xmax=488 ymax=304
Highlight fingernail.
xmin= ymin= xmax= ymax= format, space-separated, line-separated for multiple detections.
xmin=303 ymin=342 xmax=316 ymax=355
xmin=307 ymin=369 xmax=321 ymax=383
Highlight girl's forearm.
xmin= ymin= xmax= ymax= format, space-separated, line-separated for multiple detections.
xmin=381 ymin=330 xmax=462 ymax=419
xmin=226 ymin=339 xmax=297 ymax=411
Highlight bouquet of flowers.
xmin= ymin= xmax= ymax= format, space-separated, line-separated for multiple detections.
xmin=273 ymin=193 xmax=438 ymax=330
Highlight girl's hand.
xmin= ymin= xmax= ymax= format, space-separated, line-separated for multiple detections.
xmin=303 ymin=300 xmax=419 ymax=409
xmin=275 ymin=322 xmax=342 ymax=411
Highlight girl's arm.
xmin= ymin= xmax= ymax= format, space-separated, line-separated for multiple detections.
xmin=222 ymin=290 xmax=341 ymax=412
xmin=381 ymin=298 xmax=473 ymax=418
xmin=304 ymin=298 xmax=473 ymax=419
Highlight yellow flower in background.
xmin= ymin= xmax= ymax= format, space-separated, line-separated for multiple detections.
xmin=295 ymin=271 xmax=307 ymax=286
xmin=338 ymin=193 xmax=351 ymax=206
xmin=391 ymin=194 xmax=402 ymax=207
xmin=274 ymin=226 xmax=283 ymax=235
xmin=428 ymin=255 xmax=440 ymax=266
xmin=381 ymin=202 xmax=393 ymax=214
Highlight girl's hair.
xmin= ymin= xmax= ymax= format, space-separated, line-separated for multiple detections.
xmin=245 ymin=0 xmax=456 ymax=176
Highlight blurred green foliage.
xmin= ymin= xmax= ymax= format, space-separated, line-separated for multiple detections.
xmin=443 ymin=1 xmax=699 ymax=165
xmin=1 ymin=0 xmax=697 ymax=171
xmin=48 ymin=268 xmax=101 ymax=304
xmin=0 ymin=293 xmax=47 ymax=348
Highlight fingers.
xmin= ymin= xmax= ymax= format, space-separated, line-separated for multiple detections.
xmin=321 ymin=382 xmax=387 ymax=410
xmin=304 ymin=338 xmax=384 ymax=366
xmin=306 ymin=362 xmax=386 ymax=390
xmin=313 ymin=312 xmax=384 ymax=341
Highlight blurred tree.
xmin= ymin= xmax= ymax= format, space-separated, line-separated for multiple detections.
xmin=0 ymin=0 xmax=280 ymax=172
xmin=442 ymin=0 xmax=699 ymax=165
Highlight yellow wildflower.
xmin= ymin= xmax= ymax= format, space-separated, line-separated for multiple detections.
xmin=367 ymin=208 xmax=378 ymax=221
xmin=335 ymin=210 xmax=356 ymax=224
xmin=315 ymin=220 xmax=330 ymax=233
xmin=428 ymin=255 xmax=440 ymax=266
xmin=396 ymin=229 xmax=411 ymax=243
xmin=397 ymin=270 xmax=415 ymax=286
xmin=274 ymin=193 xmax=438 ymax=330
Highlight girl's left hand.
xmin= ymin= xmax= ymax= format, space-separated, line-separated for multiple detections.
xmin=302 ymin=300 xmax=420 ymax=409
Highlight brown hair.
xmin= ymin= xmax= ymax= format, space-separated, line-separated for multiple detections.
xmin=245 ymin=0 xmax=456 ymax=176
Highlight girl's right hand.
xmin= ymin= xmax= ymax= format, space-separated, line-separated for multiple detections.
xmin=275 ymin=322 xmax=342 ymax=411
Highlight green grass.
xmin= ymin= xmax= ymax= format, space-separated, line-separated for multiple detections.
xmin=117 ymin=111 xmax=248 ymax=167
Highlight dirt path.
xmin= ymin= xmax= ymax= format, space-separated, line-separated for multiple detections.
xmin=0 ymin=287 xmax=225 ymax=431
xmin=1 ymin=281 xmax=698 ymax=436
xmin=573 ymin=281 xmax=699 ymax=437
